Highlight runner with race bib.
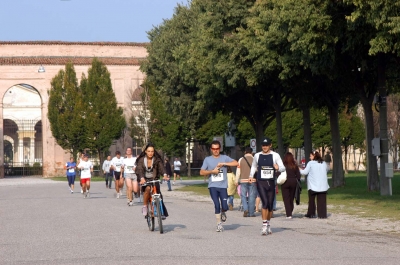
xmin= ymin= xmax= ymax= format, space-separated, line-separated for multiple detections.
xmin=200 ymin=140 xmax=238 ymax=232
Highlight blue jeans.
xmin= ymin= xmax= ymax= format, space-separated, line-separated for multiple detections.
xmin=167 ymin=179 xmax=172 ymax=190
xmin=240 ymin=182 xmax=257 ymax=216
xmin=228 ymin=195 xmax=234 ymax=206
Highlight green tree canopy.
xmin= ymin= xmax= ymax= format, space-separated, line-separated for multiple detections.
xmin=47 ymin=62 xmax=86 ymax=159
xmin=80 ymin=58 xmax=126 ymax=162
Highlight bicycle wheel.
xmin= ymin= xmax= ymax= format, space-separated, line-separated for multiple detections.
xmin=146 ymin=202 xmax=154 ymax=231
xmin=155 ymin=198 xmax=163 ymax=234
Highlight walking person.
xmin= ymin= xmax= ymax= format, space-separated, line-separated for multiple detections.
xmin=200 ymin=140 xmax=238 ymax=232
xmin=173 ymin=158 xmax=182 ymax=184
xmin=64 ymin=157 xmax=76 ymax=193
xmin=78 ymin=153 xmax=85 ymax=194
xmin=77 ymin=154 xmax=93 ymax=198
xmin=281 ymin=152 xmax=301 ymax=219
xmin=102 ymin=155 xmax=112 ymax=189
xmin=249 ymin=137 xmax=285 ymax=236
xmin=124 ymin=147 xmax=138 ymax=206
xmin=227 ymin=166 xmax=236 ymax=210
xmin=164 ymin=158 xmax=173 ymax=191
xmin=111 ymin=151 xmax=124 ymax=199
xmin=300 ymin=150 xmax=330 ymax=219
xmin=136 ymin=143 xmax=169 ymax=219
xmin=235 ymin=147 xmax=257 ymax=217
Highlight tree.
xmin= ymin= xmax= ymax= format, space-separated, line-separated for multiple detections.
xmin=48 ymin=62 xmax=86 ymax=159
xmin=146 ymin=82 xmax=187 ymax=157
xmin=80 ymin=58 xmax=126 ymax=166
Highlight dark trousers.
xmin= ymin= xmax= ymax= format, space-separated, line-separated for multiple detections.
xmin=281 ymin=178 xmax=297 ymax=217
xmin=307 ymin=189 xmax=327 ymax=218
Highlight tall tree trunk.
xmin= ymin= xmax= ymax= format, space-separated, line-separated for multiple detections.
xmin=275 ymin=97 xmax=285 ymax=157
xmin=377 ymin=53 xmax=391 ymax=196
xmin=360 ymin=97 xmax=379 ymax=191
xmin=255 ymin=120 xmax=264 ymax=153
xmin=328 ymin=105 xmax=345 ymax=187
xmin=344 ymin=145 xmax=348 ymax=174
xmin=302 ymin=106 xmax=312 ymax=164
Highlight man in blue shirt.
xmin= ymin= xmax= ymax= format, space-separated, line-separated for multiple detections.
xmin=200 ymin=140 xmax=238 ymax=232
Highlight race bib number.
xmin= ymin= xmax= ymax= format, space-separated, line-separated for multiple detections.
xmin=211 ymin=169 xmax=224 ymax=182
xmin=68 ymin=168 xmax=75 ymax=173
xmin=115 ymin=164 xmax=121 ymax=171
xmin=261 ymin=166 xmax=274 ymax=179
xmin=83 ymin=167 xmax=90 ymax=172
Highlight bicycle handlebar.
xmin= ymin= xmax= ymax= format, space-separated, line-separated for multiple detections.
xmin=142 ymin=179 xmax=161 ymax=186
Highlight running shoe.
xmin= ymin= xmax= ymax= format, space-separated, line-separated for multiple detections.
xmin=267 ymin=225 xmax=272 ymax=234
xmin=161 ymin=215 xmax=166 ymax=220
xmin=142 ymin=206 xmax=148 ymax=216
xmin=173 ymin=182 xmax=175 ymax=185
xmin=83 ymin=192 xmax=87 ymax=199
xmin=81 ymin=188 xmax=83 ymax=194
xmin=286 ymin=216 xmax=292 ymax=219
xmin=86 ymin=191 xmax=90 ymax=198
xmin=129 ymin=201 xmax=133 ymax=206
xmin=216 ymin=223 xmax=224 ymax=232
xmin=221 ymin=212 xmax=227 ymax=223
xmin=117 ymin=193 xmax=120 ymax=199
xmin=261 ymin=225 xmax=268 ymax=236
xmin=71 ymin=190 xmax=73 ymax=194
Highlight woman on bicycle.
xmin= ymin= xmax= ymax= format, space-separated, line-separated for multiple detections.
xmin=136 ymin=143 xmax=169 ymax=219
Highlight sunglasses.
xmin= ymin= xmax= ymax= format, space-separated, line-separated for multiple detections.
xmin=211 ymin=148 xmax=220 ymax=151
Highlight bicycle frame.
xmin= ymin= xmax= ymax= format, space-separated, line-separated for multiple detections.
xmin=143 ymin=179 xmax=164 ymax=233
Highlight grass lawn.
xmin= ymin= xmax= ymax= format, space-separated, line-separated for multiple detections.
xmin=178 ymin=172 xmax=400 ymax=221
xmin=50 ymin=176 xmax=106 ymax=182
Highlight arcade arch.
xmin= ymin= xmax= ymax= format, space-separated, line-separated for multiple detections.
xmin=2 ymin=84 xmax=43 ymax=175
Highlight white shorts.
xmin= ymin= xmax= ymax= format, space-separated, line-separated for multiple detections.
xmin=125 ymin=173 xmax=137 ymax=181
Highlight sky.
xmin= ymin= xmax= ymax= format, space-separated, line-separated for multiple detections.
xmin=0 ymin=0 xmax=187 ymax=43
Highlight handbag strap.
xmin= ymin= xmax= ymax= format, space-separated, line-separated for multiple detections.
xmin=243 ymin=156 xmax=252 ymax=168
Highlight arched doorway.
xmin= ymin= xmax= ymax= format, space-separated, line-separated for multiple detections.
xmin=2 ymin=84 xmax=43 ymax=176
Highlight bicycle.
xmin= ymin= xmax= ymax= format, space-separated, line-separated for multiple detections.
xmin=142 ymin=179 xmax=164 ymax=234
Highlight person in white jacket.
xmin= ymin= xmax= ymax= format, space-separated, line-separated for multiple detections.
xmin=300 ymin=150 xmax=330 ymax=219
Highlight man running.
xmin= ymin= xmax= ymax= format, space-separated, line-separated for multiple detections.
xmin=249 ymin=137 xmax=285 ymax=235
xmin=200 ymin=140 xmax=238 ymax=232
xmin=77 ymin=154 xmax=93 ymax=198
xmin=102 ymin=155 xmax=112 ymax=189
xmin=123 ymin=147 xmax=138 ymax=206
xmin=173 ymin=158 xmax=182 ymax=185
xmin=111 ymin=151 xmax=124 ymax=199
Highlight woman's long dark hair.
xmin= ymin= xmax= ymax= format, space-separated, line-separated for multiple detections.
xmin=312 ymin=150 xmax=324 ymax=163
xmin=135 ymin=143 xmax=162 ymax=165
xmin=283 ymin=152 xmax=298 ymax=170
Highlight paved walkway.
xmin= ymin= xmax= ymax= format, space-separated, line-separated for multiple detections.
xmin=1 ymin=177 xmax=400 ymax=265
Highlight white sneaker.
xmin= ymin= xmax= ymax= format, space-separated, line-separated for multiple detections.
xmin=71 ymin=190 xmax=73 ymax=194
xmin=117 ymin=193 xmax=120 ymax=199
xmin=173 ymin=182 xmax=175 ymax=185
xmin=261 ymin=225 xmax=267 ymax=235
xmin=86 ymin=191 xmax=90 ymax=198
xmin=267 ymin=225 xmax=272 ymax=234
xmin=129 ymin=201 xmax=133 ymax=206
xmin=81 ymin=188 xmax=83 ymax=194
xmin=216 ymin=223 xmax=224 ymax=232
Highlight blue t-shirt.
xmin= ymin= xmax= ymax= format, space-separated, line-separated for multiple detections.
xmin=66 ymin=161 xmax=76 ymax=176
xmin=201 ymin=155 xmax=234 ymax=189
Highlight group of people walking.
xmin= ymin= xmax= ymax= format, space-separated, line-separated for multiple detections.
xmin=64 ymin=137 xmax=330 ymax=235
xmin=201 ymin=137 xmax=330 ymax=235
